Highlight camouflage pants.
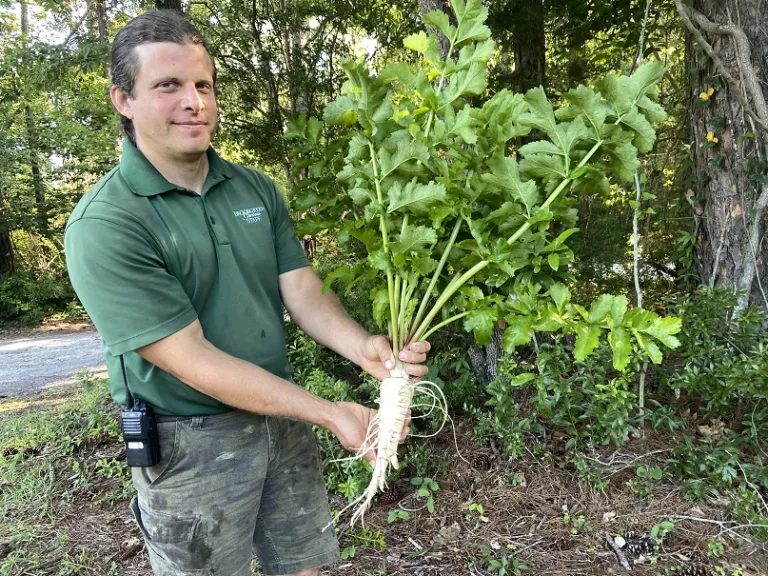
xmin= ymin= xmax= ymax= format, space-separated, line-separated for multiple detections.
xmin=129 ymin=410 xmax=340 ymax=575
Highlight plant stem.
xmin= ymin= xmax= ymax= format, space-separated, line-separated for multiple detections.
xmin=410 ymin=217 xmax=463 ymax=342
xmin=507 ymin=139 xmax=604 ymax=246
xmin=369 ymin=141 xmax=399 ymax=352
xmin=421 ymin=311 xmax=472 ymax=342
xmin=393 ymin=215 xmax=409 ymax=348
xmin=411 ymin=259 xmax=490 ymax=343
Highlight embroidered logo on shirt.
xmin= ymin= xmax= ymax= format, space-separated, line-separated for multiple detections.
xmin=233 ymin=206 xmax=265 ymax=223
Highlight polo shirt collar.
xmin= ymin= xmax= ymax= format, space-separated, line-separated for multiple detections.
xmin=119 ymin=138 xmax=234 ymax=197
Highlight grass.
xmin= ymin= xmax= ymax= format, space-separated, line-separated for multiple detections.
xmin=1 ymin=377 xmax=766 ymax=576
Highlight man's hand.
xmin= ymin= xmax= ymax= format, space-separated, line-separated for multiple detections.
xmin=358 ymin=336 xmax=431 ymax=381
xmin=332 ymin=401 xmax=410 ymax=465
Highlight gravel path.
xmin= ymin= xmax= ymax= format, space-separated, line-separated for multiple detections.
xmin=0 ymin=329 xmax=107 ymax=397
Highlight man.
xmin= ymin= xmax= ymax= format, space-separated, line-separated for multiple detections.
xmin=64 ymin=10 xmax=430 ymax=576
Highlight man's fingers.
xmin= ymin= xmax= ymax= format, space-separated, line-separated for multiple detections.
xmin=398 ymin=349 xmax=428 ymax=364
xmin=405 ymin=363 xmax=429 ymax=378
xmin=371 ymin=335 xmax=396 ymax=370
xmin=408 ymin=341 xmax=431 ymax=354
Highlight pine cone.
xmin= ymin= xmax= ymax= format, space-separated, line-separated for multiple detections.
xmin=675 ymin=565 xmax=711 ymax=576
xmin=379 ymin=486 xmax=405 ymax=507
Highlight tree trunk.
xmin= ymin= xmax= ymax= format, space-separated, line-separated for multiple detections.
xmin=491 ymin=0 xmax=546 ymax=93
xmin=466 ymin=325 xmax=505 ymax=386
xmin=155 ymin=0 xmax=182 ymax=11
xmin=510 ymin=0 xmax=545 ymax=92
xmin=677 ymin=0 xmax=768 ymax=313
xmin=0 ymin=229 xmax=14 ymax=276
xmin=417 ymin=0 xmax=452 ymax=59
xmin=20 ymin=1 xmax=47 ymax=237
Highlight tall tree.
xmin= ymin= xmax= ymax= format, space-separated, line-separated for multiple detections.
xmin=20 ymin=1 xmax=48 ymax=237
xmin=675 ymin=0 xmax=768 ymax=313
xmin=489 ymin=0 xmax=546 ymax=93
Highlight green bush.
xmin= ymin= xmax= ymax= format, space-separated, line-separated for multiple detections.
xmin=658 ymin=287 xmax=768 ymax=418
xmin=0 ymin=271 xmax=78 ymax=325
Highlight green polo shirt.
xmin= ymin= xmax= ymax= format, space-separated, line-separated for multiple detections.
xmin=64 ymin=139 xmax=309 ymax=415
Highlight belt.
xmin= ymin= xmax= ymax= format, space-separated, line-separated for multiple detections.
xmin=156 ymin=414 xmax=196 ymax=422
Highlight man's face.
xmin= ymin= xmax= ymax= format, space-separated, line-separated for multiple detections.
xmin=112 ymin=42 xmax=217 ymax=160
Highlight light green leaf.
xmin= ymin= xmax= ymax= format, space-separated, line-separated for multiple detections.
xmin=423 ymin=10 xmax=456 ymax=41
xmin=441 ymin=62 xmax=487 ymax=105
xmin=548 ymin=253 xmax=560 ymax=271
xmin=588 ymin=294 xmax=615 ymax=323
xmin=463 ymin=307 xmax=496 ymax=345
xmin=521 ymin=87 xmax=558 ymax=140
xmin=548 ymin=283 xmax=571 ymax=311
xmin=390 ymin=225 xmax=437 ymax=255
xmin=609 ymin=327 xmax=631 ymax=370
xmin=642 ymin=316 xmax=682 ymax=348
xmin=518 ymin=140 xmax=562 ymax=157
xmin=607 ymin=141 xmax=640 ymax=182
xmin=322 ymin=266 xmax=353 ymax=294
xmin=528 ymin=208 xmax=553 ymax=225
xmin=596 ymin=73 xmax=633 ymax=116
xmin=574 ymin=324 xmax=602 ymax=361
xmin=404 ymin=31 xmax=429 ymax=54
xmin=637 ymin=95 xmax=667 ymax=123
xmin=452 ymin=0 xmax=491 ymax=47
xmin=644 ymin=339 xmax=663 ymax=364
xmin=387 ymin=181 xmax=446 ymax=214
xmin=519 ymin=154 xmax=567 ymax=181
xmin=448 ymin=105 xmax=477 ymax=144
xmin=609 ymin=294 xmax=628 ymax=326
xmin=307 ymin=117 xmax=322 ymax=144
xmin=620 ymin=108 xmax=656 ymax=153
xmin=369 ymin=249 xmax=390 ymax=271
xmin=557 ymin=84 xmax=610 ymax=134
xmin=628 ymin=60 xmax=665 ymax=104
xmin=481 ymin=154 xmax=539 ymax=215
xmin=372 ymin=286 xmax=390 ymax=328
xmin=324 ymin=95 xmax=357 ymax=125
xmin=502 ymin=316 xmax=533 ymax=352
xmin=349 ymin=187 xmax=374 ymax=205
xmin=456 ymin=39 xmax=495 ymax=70
xmin=378 ymin=140 xmax=430 ymax=179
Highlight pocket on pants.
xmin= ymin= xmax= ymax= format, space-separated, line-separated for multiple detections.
xmin=130 ymin=496 xmax=212 ymax=575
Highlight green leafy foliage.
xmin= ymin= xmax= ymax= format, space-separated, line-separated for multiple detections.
xmin=286 ymin=0 xmax=674 ymax=367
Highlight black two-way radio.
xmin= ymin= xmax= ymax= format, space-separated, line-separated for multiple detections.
xmin=119 ymin=355 xmax=161 ymax=467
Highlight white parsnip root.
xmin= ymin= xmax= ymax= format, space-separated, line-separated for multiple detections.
xmin=328 ymin=365 xmax=448 ymax=528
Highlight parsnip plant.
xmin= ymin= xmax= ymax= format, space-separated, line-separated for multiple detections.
xmin=287 ymin=0 xmax=681 ymax=523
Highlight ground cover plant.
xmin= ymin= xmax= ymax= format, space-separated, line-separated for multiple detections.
xmin=2 ymin=360 xmax=766 ymax=576
xmin=286 ymin=0 xmax=682 ymax=523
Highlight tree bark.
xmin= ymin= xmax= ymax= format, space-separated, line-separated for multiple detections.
xmin=491 ymin=0 xmax=546 ymax=93
xmin=677 ymin=0 xmax=768 ymax=313
xmin=417 ymin=0 xmax=452 ymax=59
xmin=467 ymin=325 xmax=505 ymax=386
xmin=20 ymin=1 xmax=48 ymax=238
xmin=155 ymin=0 xmax=182 ymax=11
xmin=0 ymin=228 xmax=14 ymax=276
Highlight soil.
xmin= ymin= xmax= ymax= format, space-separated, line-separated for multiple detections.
xmin=11 ymin=418 xmax=765 ymax=576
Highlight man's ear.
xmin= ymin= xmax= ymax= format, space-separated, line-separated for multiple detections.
xmin=110 ymin=86 xmax=134 ymax=119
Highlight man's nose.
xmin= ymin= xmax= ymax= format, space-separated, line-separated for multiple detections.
xmin=180 ymin=85 xmax=204 ymax=112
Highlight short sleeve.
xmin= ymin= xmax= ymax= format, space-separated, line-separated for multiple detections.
xmin=270 ymin=183 xmax=310 ymax=275
xmin=64 ymin=217 xmax=198 ymax=356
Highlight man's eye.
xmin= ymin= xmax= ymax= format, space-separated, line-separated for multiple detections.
xmin=159 ymin=82 xmax=175 ymax=89
xmin=197 ymin=83 xmax=212 ymax=91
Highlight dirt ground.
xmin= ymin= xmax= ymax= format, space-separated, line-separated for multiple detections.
xmin=4 ymin=408 xmax=764 ymax=576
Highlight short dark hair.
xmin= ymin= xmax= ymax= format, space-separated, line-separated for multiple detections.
xmin=110 ymin=10 xmax=216 ymax=144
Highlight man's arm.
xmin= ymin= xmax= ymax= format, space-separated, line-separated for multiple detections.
xmin=136 ymin=319 xmax=391 ymax=462
xmin=278 ymin=266 xmax=430 ymax=381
